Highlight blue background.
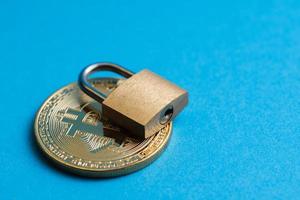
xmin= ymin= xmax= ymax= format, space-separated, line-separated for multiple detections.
xmin=0 ymin=0 xmax=299 ymax=199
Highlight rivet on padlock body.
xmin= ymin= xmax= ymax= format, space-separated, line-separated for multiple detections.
xmin=79 ymin=63 xmax=188 ymax=138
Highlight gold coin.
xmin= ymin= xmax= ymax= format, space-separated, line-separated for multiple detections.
xmin=34 ymin=78 xmax=172 ymax=177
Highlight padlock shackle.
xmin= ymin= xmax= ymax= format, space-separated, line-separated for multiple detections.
xmin=78 ymin=62 xmax=134 ymax=103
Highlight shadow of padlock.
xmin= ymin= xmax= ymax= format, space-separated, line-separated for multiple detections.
xmin=79 ymin=62 xmax=188 ymax=139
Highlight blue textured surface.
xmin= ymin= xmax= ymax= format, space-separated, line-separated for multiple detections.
xmin=0 ymin=1 xmax=300 ymax=199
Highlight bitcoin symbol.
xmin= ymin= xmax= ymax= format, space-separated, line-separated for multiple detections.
xmin=61 ymin=108 xmax=103 ymax=137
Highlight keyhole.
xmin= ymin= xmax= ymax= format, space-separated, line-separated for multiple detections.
xmin=160 ymin=105 xmax=174 ymax=125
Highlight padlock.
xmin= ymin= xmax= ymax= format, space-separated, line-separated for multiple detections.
xmin=79 ymin=62 xmax=188 ymax=138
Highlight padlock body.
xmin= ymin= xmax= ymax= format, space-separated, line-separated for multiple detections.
xmin=102 ymin=69 xmax=188 ymax=138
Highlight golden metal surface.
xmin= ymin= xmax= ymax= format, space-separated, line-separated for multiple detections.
xmin=103 ymin=69 xmax=188 ymax=138
xmin=34 ymin=78 xmax=172 ymax=177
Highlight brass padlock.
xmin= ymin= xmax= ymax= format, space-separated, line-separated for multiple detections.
xmin=79 ymin=62 xmax=188 ymax=138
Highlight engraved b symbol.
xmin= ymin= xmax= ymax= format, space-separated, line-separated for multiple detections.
xmin=61 ymin=108 xmax=103 ymax=137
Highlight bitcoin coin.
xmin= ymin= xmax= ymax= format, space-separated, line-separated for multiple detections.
xmin=34 ymin=78 xmax=172 ymax=177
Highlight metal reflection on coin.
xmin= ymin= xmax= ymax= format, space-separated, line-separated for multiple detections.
xmin=34 ymin=78 xmax=172 ymax=177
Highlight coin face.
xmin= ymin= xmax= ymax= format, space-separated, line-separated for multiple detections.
xmin=34 ymin=78 xmax=172 ymax=177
